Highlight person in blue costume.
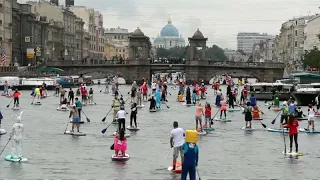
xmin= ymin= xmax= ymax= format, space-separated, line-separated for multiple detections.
xmin=215 ymin=89 xmax=222 ymax=106
xmin=249 ymin=94 xmax=256 ymax=107
xmin=179 ymin=84 xmax=184 ymax=95
xmin=30 ymin=87 xmax=35 ymax=96
xmin=288 ymin=100 xmax=296 ymax=115
xmin=181 ymin=142 xmax=199 ymax=180
xmin=191 ymin=89 xmax=197 ymax=104
xmin=155 ymin=89 xmax=161 ymax=109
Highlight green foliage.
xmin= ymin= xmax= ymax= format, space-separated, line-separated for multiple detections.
xmin=303 ymin=34 xmax=320 ymax=68
xmin=156 ymin=45 xmax=228 ymax=61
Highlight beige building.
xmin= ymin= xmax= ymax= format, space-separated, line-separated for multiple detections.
xmin=104 ymin=27 xmax=130 ymax=60
xmin=276 ymin=16 xmax=315 ymax=63
xmin=304 ymin=14 xmax=320 ymax=51
xmin=75 ymin=17 xmax=84 ymax=60
xmin=0 ymin=0 xmax=13 ymax=66
xmin=69 ymin=6 xmax=105 ymax=60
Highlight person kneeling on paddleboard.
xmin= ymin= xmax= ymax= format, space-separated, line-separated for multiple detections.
xmin=181 ymin=141 xmax=199 ymax=180
xmin=295 ymin=107 xmax=304 ymax=118
xmin=252 ymin=106 xmax=260 ymax=119
xmin=220 ymin=101 xmax=227 ymax=120
xmin=280 ymin=102 xmax=289 ymax=128
xmin=170 ymin=121 xmax=185 ymax=171
xmin=113 ymin=128 xmax=127 ymax=157
xmin=148 ymin=95 xmax=156 ymax=110
xmin=283 ymin=115 xmax=299 ymax=153
xmin=243 ymin=102 xmax=252 ymax=128
xmin=69 ymin=105 xmax=80 ymax=133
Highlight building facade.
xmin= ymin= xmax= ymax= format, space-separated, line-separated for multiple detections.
xmin=69 ymin=6 xmax=104 ymax=60
xmin=224 ymin=49 xmax=249 ymax=62
xmin=104 ymin=27 xmax=130 ymax=60
xmin=75 ymin=17 xmax=84 ymax=61
xmin=276 ymin=16 xmax=314 ymax=63
xmin=153 ymin=17 xmax=185 ymax=49
xmin=0 ymin=0 xmax=13 ymax=66
xmin=304 ymin=15 xmax=320 ymax=51
xmin=237 ymin=32 xmax=274 ymax=54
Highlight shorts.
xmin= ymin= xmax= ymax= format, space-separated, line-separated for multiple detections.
xmin=205 ymin=115 xmax=211 ymax=121
xmin=195 ymin=116 xmax=202 ymax=122
xmin=173 ymin=146 xmax=184 ymax=159
xmin=72 ymin=116 xmax=80 ymax=123
xmin=308 ymin=116 xmax=315 ymax=122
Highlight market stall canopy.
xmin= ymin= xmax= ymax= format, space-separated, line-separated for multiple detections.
xmin=37 ymin=67 xmax=64 ymax=73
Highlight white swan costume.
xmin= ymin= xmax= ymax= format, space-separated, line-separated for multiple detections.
xmin=9 ymin=111 xmax=24 ymax=158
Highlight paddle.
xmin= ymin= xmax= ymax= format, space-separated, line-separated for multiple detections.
xmin=210 ymin=110 xmax=220 ymax=125
xmin=81 ymin=110 xmax=91 ymax=122
xmin=271 ymin=112 xmax=281 ymax=124
xmin=0 ymin=138 xmax=11 ymax=156
xmin=196 ymin=167 xmax=202 ymax=180
xmin=6 ymin=98 xmax=13 ymax=108
xmin=163 ymin=102 xmax=170 ymax=109
xmin=63 ymin=119 xmax=70 ymax=134
xmin=101 ymin=97 xmax=130 ymax=122
xmin=259 ymin=120 xmax=267 ymax=128
xmin=101 ymin=122 xmax=114 ymax=134
xmin=283 ymin=126 xmax=287 ymax=154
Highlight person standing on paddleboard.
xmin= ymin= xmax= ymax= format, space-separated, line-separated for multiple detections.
xmin=288 ymin=100 xmax=297 ymax=115
xmin=215 ymin=89 xmax=222 ymax=106
xmin=195 ymin=102 xmax=204 ymax=132
xmin=205 ymin=103 xmax=212 ymax=127
xmin=13 ymin=89 xmax=21 ymax=108
xmin=186 ymin=87 xmax=191 ymax=104
xmin=69 ymin=105 xmax=80 ymax=133
xmin=181 ymin=141 xmax=199 ymax=180
xmin=9 ymin=112 xmax=24 ymax=159
xmin=112 ymin=96 xmax=121 ymax=122
xmin=148 ymin=95 xmax=156 ymax=110
xmin=307 ymin=104 xmax=316 ymax=131
xmin=243 ymin=102 xmax=252 ymax=128
xmin=136 ymin=89 xmax=142 ymax=106
xmin=75 ymin=98 xmax=82 ymax=121
xmin=315 ymin=94 xmax=320 ymax=111
xmin=283 ymin=115 xmax=299 ymax=153
xmin=117 ymin=106 xmax=127 ymax=132
xmin=130 ymin=103 xmax=138 ymax=128
xmin=274 ymin=94 xmax=280 ymax=107
xmin=141 ymin=82 xmax=148 ymax=101
xmin=280 ymin=101 xmax=289 ymax=128
xmin=35 ymin=86 xmax=41 ymax=103
xmin=68 ymin=88 xmax=74 ymax=104
xmin=220 ymin=101 xmax=227 ymax=120
xmin=170 ymin=121 xmax=185 ymax=171
xmin=60 ymin=86 xmax=67 ymax=103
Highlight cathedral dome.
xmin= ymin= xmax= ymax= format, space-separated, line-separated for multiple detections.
xmin=154 ymin=36 xmax=165 ymax=43
xmin=160 ymin=18 xmax=179 ymax=37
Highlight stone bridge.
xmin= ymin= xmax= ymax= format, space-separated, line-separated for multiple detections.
xmin=44 ymin=60 xmax=284 ymax=84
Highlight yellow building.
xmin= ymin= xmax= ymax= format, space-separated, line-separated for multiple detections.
xmin=104 ymin=42 xmax=128 ymax=60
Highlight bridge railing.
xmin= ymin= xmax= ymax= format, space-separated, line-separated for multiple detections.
xmin=45 ymin=60 xmax=285 ymax=68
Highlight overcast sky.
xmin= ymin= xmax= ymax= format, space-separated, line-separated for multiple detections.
xmin=19 ymin=0 xmax=320 ymax=49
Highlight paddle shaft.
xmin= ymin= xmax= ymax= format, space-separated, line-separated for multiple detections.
xmin=0 ymin=138 xmax=11 ymax=155
xmin=196 ymin=167 xmax=201 ymax=180
xmin=282 ymin=127 xmax=287 ymax=153
xmin=63 ymin=119 xmax=70 ymax=134
xmin=7 ymin=98 xmax=14 ymax=107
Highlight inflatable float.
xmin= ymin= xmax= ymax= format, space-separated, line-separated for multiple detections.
xmin=267 ymin=128 xmax=288 ymax=133
xmin=4 ymin=155 xmax=28 ymax=162
xmin=241 ymin=126 xmax=255 ymax=131
xmin=127 ymin=126 xmax=140 ymax=131
xmin=64 ymin=131 xmax=86 ymax=136
xmin=227 ymin=109 xmax=241 ymax=112
xmin=0 ymin=129 xmax=7 ymax=135
xmin=57 ymin=107 xmax=69 ymax=111
xmin=214 ymin=118 xmax=232 ymax=122
xmin=168 ymin=162 xmax=182 ymax=173
xmin=282 ymin=151 xmax=304 ymax=156
xmin=111 ymin=153 xmax=130 ymax=161
xmin=299 ymin=128 xmax=320 ymax=134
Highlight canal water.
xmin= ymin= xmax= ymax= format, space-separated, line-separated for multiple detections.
xmin=0 ymin=84 xmax=319 ymax=179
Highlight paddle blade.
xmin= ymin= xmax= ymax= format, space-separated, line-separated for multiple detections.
xmin=101 ymin=117 xmax=106 ymax=122
xmin=271 ymin=119 xmax=276 ymax=124
xmin=261 ymin=123 xmax=267 ymax=128
xmin=101 ymin=128 xmax=107 ymax=134
xmin=6 ymin=104 xmax=9 ymax=108
xmin=268 ymin=106 xmax=271 ymax=109
xmin=86 ymin=118 xmax=90 ymax=122
xmin=110 ymin=144 xmax=114 ymax=150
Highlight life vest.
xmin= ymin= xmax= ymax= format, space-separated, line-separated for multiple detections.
xmin=283 ymin=107 xmax=289 ymax=114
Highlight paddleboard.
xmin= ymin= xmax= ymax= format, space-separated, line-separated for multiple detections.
xmin=198 ymin=131 xmax=207 ymax=135
xmin=111 ymin=154 xmax=130 ymax=161
xmin=127 ymin=126 xmax=140 ymax=131
xmin=271 ymin=107 xmax=281 ymax=112
xmin=57 ymin=107 xmax=69 ymax=111
xmin=64 ymin=131 xmax=86 ymax=136
xmin=4 ymin=155 xmax=28 ymax=162
xmin=296 ymin=118 xmax=307 ymax=121
xmin=253 ymin=118 xmax=263 ymax=120
xmin=200 ymin=97 xmax=206 ymax=99
xmin=299 ymin=128 xmax=320 ymax=134
xmin=267 ymin=128 xmax=289 ymax=133
xmin=33 ymin=102 xmax=42 ymax=105
xmin=227 ymin=109 xmax=241 ymax=112
xmin=241 ymin=126 xmax=255 ymax=131
xmin=214 ymin=117 xmax=232 ymax=122
xmin=0 ymin=129 xmax=7 ymax=135
xmin=149 ymin=109 xmax=157 ymax=112
xmin=282 ymin=151 xmax=304 ymax=156
xmin=112 ymin=120 xmax=118 ymax=124
xmin=177 ymin=100 xmax=185 ymax=102
xmin=182 ymin=103 xmax=195 ymax=106
xmin=168 ymin=162 xmax=182 ymax=173
xmin=137 ymin=104 xmax=145 ymax=108
xmin=87 ymin=102 xmax=96 ymax=105
xmin=11 ymin=107 xmax=20 ymax=111
xmin=69 ymin=120 xmax=85 ymax=124
xmin=203 ymin=127 xmax=215 ymax=131
xmin=112 ymin=132 xmax=130 ymax=138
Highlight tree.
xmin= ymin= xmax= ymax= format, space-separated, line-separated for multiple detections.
xmin=303 ymin=34 xmax=320 ymax=68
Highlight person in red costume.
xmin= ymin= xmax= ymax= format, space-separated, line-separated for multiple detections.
xmin=283 ymin=114 xmax=299 ymax=153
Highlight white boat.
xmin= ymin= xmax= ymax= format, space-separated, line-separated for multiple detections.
xmin=0 ymin=76 xmax=20 ymax=86
xmin=249 ymin=82 xmax=294 ymax=101
xmin=21 ymin=77 xmax=56 ymax=86
xmin=292 ymin=83 xmax=320 ymax=106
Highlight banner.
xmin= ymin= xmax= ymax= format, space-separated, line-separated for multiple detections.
xmin=26 ymin=48 xmax=34 ymax=59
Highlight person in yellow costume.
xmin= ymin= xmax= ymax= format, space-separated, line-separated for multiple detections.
xmin=35 ymin=86 xmax=41 ymax=103
xmin=112 ymin=96 xmax=121 ymax=122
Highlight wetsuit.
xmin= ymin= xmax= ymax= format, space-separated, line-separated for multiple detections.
xmin=181 ymin=142 xmax=199 ymax=180
xmin=228 ymin=93 xmax=234 ymax=109
xmin=68 ymin=90 xmax=74 ymax=104
xmin=186 ymin=88 xmax=191 ymax=104
xmin=130 ymin=105 xmax=137 ymax=127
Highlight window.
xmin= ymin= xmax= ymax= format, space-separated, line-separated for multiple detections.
xmin=114 ymin=35 xmax=116 ymax=39
xmin=123 ymin=49 xmax=125 ymax=52
xmin=116 ymin=49 xmax=118 ymax=52
xmin=170 ymin=41 xmax=172 ymax=46
xmin=294 ymin=41 xmax=298 ymax=47
xmin=121 ymin=36 xmax=124 ymax=39
xmin=295 ymin=30 xmax=297 ymax=36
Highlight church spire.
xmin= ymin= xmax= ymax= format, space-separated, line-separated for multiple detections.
xmin=168 ymin=14 xmax=172 ymax=24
